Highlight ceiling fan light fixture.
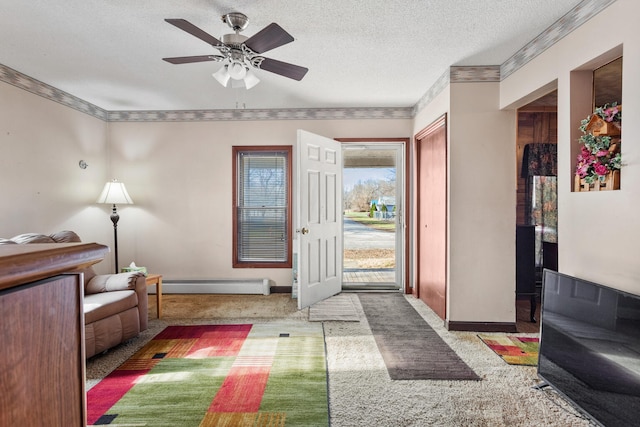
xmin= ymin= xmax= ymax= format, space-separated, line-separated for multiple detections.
xmin=212 ymin=65 xmax=231 ymax=87
xmin=243 ymin=69 xmax=260 ymax=89
xmin=165 ymin=14 xmax=307 ymax=88
xmin=228 ymin=62 xmax=247 ymax=80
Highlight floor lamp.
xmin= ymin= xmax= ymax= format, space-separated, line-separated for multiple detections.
xmin=97 ymin=179 xmax=134 ymax=274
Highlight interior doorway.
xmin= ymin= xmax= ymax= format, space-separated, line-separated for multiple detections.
xmin=515 ymin=91 xmax=558 ymax=331
xmin=338 ymin=139 xmax=408 ymax=291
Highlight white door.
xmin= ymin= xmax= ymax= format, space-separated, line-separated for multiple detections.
xmin=295 ymin=130 xmax=343 ymax=309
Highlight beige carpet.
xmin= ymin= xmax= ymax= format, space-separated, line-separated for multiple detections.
xmin=87 ymin=293 xmax=591 ymax=426
xmin=149 ymin=293 xmax=306 ymax=321
xmin=309 ymin=293 xmax=360 ymax=322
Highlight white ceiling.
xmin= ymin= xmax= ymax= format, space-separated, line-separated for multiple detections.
xmin=0 ymin=0 xmax=584 ymax=112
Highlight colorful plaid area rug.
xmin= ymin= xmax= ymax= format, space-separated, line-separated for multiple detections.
xmin=87 ymin=323 xmax=328 ymax=426
xmin=478 ymin=335 xmax=539 ymax=366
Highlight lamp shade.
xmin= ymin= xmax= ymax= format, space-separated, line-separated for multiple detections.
xmin=212 ymin=65 xmax=231 ymax=87
xmin=213 ymin=62 xmax=260 ymax=90
xmin=228 ymin=62 xmax=247 ymax=80
xmin=96 ymin=180 xmax=133 ymax=205
xmin=244 ymin=69 xmax=260 ymax=89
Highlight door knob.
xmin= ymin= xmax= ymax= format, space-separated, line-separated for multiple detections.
xmin=301 ymin=227 xmax=309 ymax=235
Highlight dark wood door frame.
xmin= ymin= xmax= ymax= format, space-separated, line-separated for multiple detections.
xmin=335 ymin=138 xmax=411 ymax=294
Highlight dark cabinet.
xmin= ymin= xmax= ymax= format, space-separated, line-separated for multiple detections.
xmin=516 ymin=225 xmax=536 ymax=321
xmin=0 ymin=243 xmax=108 ymax=426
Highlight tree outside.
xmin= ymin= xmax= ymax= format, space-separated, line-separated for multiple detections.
xmin=343 ymin=168 xmax=396 ymax=213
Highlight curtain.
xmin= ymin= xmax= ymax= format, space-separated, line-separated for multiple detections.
xmin=521 ymin=143 xmax=557 ymax=177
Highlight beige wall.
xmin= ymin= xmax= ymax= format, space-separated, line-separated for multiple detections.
xmin=412 ymin=83 xmax=516 ymax=325
xmin=0 ymin=81 xmax=113 ymax=274
xmin=500 ymin=0 xmax=640 ymax=294
xmin=108 ymin=118 xmax=411 ymax=284
xmin=0 ymin=87 xmax=411 ymax=280
xmin=448 ymin=82 xmax=516 ymax=323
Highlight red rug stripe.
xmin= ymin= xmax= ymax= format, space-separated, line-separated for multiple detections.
xmin=155 ymin=324 xmax=252 ymax=340
xmin=86 ymin=369 xmax=148 ymax=425
xmin=208 ymin=366 xmax=271 ymax=413
xmin=187 ymin=333 xmax=247 ymax=357
xmin=489 ymin=344 xmax=529 ymax=355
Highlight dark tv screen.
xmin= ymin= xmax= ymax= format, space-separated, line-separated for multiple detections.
xmin=539 ymin=270 xmax=640 ymax=426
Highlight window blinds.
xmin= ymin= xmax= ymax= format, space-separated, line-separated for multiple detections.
xmin=237 ymin=151 xmax=288 ymax=262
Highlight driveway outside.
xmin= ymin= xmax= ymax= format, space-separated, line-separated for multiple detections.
xmin=343 ymin=217 xmax=395 ymax=250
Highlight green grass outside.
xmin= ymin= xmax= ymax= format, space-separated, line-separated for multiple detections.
xmin=344 ymin=211 xmax=396 ymax=232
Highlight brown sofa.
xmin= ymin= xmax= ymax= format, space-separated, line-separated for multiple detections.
xmin=0 ymin=231 xmax=148 ymax=358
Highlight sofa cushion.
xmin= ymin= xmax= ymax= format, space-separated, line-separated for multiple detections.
xmin=84 ymin=290 xmax=138 ymax=325
xmin=49 ymin=230 xmax=82 ymax=243
xmin=10 ymin=233 xmax=56 ymax=244
xmin=49 ymin=231 xmax=97 ymax=284
xmin=1 ymin=231 xmax=98 ymax=284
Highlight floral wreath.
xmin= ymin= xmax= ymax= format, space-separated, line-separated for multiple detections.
xmin=575 ymin=102 xmax=622 ymax=184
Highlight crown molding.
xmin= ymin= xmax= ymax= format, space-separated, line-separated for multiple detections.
xmin=500 ymin=0 xmax=617 ymax=79
xmin=412 ymin=66 xmax=501 ymax=116
xmin=106 ymin=107 xmax=413 ymax=122
xmin=413 ymin=70 xmax=450 ymax=116
xmin=450 ymin=66 xmax=501 ymax=83
xmin=0 ymin=63 xmax=108 ymax=121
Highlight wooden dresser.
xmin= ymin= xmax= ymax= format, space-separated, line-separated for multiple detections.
xmin=0 ymin=242 xmax=108 ymax=427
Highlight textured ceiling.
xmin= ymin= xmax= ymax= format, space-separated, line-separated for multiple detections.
xmin=0 ymin=0 xmax=585 ymax=112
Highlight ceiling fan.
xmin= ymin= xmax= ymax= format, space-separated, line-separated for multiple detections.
xmin=163 ymin=12 xmax=308 ymax=89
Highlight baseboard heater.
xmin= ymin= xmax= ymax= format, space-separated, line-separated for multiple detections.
xmin=149 ymin=279 xmax=270 ymax=296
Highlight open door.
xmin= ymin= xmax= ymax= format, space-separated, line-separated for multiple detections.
xmin=295 ymin=130 xmax=343 ymax=309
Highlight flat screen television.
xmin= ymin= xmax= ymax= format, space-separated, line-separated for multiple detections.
xmin=539 ymin=269 xmax=640 ymax=426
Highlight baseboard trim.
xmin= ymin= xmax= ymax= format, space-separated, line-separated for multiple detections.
xmin=445 ymin=321 xmax=517 ymax=333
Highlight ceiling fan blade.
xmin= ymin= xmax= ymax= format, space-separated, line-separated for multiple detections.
xmin=165 ymin=18 xmax=223 ymax=47
xmin=258 ymin=57 xmax=308 ymax=81
xmin=244 ymin=23 xmax=294 ymax=54
xmin=163 ymin=55 xmax=221 ymax=64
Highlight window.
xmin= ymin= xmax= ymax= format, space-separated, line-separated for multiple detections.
xmin=233 ymin=146 xmax=292 ymax=268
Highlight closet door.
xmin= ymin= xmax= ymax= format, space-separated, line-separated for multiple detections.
xmin=415 ymin=115 xmax=447 ymax=319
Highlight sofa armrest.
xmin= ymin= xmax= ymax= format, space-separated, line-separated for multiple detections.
xmin=86 ymin=272 xmax=148 ymax=331
xmin=132 ymin=274 xmax=148 ymax=331
xmin=86 ymin=272 xmax=143 ymax=294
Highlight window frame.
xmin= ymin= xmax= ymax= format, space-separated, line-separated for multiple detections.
xmin=232 ymin=145 xmax=292 ymax=268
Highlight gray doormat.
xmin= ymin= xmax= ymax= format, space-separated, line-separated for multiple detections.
xmin=309 ymin=293 xmax=360 ymax=322
xmin=358 ymin=293 xmax=480 ymax=380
